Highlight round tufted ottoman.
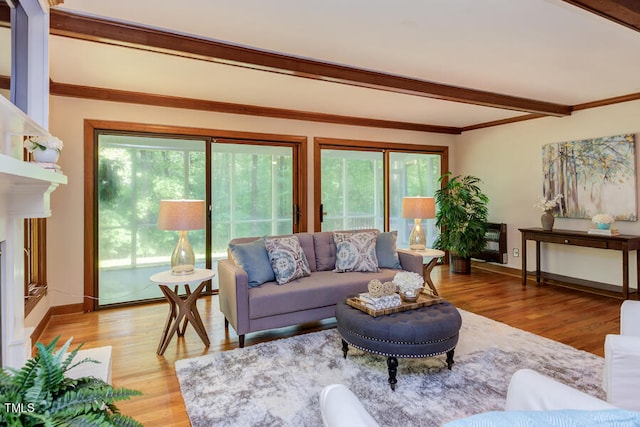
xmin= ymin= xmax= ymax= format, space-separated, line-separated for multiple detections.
xmin=335 ymin=299 xmax=462 ymax=390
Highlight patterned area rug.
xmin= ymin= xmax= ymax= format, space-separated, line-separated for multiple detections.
xmin=175 ymin=310 xmax=604 ymax=426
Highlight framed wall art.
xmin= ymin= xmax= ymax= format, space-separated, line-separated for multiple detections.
xmin=542 ymin=133 xmax=637 ymax=221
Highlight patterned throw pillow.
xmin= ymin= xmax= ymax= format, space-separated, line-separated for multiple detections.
xmin=264 ymin=236 xmax=311 ymax=285
xmin=333 ymin=231 xmax=379 ymax=273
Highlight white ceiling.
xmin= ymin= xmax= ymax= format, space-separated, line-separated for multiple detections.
xmin=8 ymin=0 xmax=640 ymax=129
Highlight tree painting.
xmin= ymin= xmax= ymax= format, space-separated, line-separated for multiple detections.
xmin=542 ymin=134 xmax=637 ymax=221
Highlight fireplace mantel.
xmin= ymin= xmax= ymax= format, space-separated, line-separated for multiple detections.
xmin=1 ymin=95 xmax=67 ymax=368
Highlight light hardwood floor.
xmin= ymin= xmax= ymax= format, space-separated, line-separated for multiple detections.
xmin=37 ymin=266 xmax=624 ymax=425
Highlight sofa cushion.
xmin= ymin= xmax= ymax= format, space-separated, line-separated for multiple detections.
xmin=248 ymin=269 xmax=401 ymax=319
xmin=228 ymin=238 xmax=275 ymax=287
xmin=334 ymin=231 xmax=379 ymax=273
xmin=265 ymin=235 xmax=311 ymax=285
xmin=296 ymin=233 xmax=317 ymax=272
xmin=314 ymin=232 xmax=337 ymax=271
xmin=376 ymin=231 xmax=401 ymax=269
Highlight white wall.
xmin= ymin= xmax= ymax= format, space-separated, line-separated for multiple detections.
xmin=27 ymin=95 xmax=455 ymax=327
xmin=456 ymin=100 xmax=640 ymax=289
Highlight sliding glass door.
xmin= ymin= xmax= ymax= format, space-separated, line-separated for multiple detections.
xmin=210 ymin=141 xmax=296 ymax=264
xmin=389 ymin=152 xmax=441 ymax=248
xmin=97 ymin=134 xmax=206 ymax=307
xmin=319 ymin=149 xmax=384 ymax=231
xmin=315 ymin=138 xmax=446 ymax=249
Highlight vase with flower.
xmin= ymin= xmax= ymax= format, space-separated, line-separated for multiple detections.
xmin=534 ymin=194 xmax=563 ymax=231
xmin=592 ymin=213 xmax=615 ymax=230
xmin=23 ymin=135 xmax=64 ymax=164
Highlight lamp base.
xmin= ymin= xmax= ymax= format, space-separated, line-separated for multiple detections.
xmin=171 ymin=230 xmax=195 ymax=275
xmin=409 ymin=218 xmax=426 ymax=251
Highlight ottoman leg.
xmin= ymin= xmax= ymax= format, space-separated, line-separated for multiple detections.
xmin=341 ymin=339 xmax=349 ymax=359
xmin=446 ymin=349 xmax=455 ymax=370
xmin=387 ymin=357 xmax=398 ymax=391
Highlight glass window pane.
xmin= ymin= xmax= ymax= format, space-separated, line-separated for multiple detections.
xmin=97 ymin=134 xmax=206 ymax=306
xmin=211 ymin=142 xmax=293 ymax=256
xmin=389 ymin=152 xmax=441 ymax=249
xmin=320 ymin=149 xmax=384 ymax=231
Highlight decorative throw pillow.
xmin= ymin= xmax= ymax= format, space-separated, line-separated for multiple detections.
xmin=228 ymin=238 xmax=276 ymax=288
xmin=264 ymin=235 xmax=311 ymax=285
xmin=376 ymin=231 xmax=401 ymax=269
xmin=333 ymin=231 xmax=379 ymax=273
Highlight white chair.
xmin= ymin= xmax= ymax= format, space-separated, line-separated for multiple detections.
xmin=603 ymin=299 xmax=640 ymax=411
xmin=319 ymin=384 xmax=380 ymax=427
xmin=320 ymin=370 xmax=618 ymax=427
xmin=505 ymin=368 xmax=615 ymax=411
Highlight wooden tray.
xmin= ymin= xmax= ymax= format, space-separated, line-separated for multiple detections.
xmin=346 ymin=292 xmax=444 ymax=317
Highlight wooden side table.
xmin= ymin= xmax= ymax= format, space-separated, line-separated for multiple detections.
xmin=400 ymin=248 xmax=445 ymax=296
xmin=150 ymin=269 xmax=214 ymax=355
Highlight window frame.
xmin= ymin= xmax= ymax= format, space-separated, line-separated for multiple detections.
xmin=313 ymin=137 xmax=448 ymax=231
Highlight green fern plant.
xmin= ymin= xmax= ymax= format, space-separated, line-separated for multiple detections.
xmin=0 ymin=336 xmax=142 ymax=426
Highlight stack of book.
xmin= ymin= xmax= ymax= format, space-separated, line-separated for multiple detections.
xmin=30 ymin=162 xmax=62 ymax=173
xmin=588 ymin=228 xmax=620 ymax=236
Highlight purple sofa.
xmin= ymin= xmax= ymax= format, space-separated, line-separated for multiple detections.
xmin=218 ymin=230 xmax=424 ymax=347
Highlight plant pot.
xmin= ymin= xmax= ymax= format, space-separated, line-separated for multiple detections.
xmin=450 ymin=253 xmax=471 ymax=274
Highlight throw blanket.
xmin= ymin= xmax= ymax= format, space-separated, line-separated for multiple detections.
xmin=358 ymin=293 xmax=401 ymax=310
xmin=443 ymin=409 xmax=640 ymax=427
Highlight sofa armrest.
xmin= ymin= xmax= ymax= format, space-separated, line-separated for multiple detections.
xmin=505 ymin=369 xmax=614 ymax=411
xmin=621 ymin=300 xmax=640 ymax=337
xmin=604 ymin=334 xmax=640 ymax=410
xmin=320 ymin=384 xmax=380 ymax=427
xmin=397 ymin=250 xmax=423 ymax=276
xmin=217 ymin=258 xmax=250 ymax=335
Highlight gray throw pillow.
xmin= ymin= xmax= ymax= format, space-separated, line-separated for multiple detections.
xmin=333 ymin=231 xmax=379 ymax=273
xmin=229 ymin=238 xmax=275 ymax=288
xmin=264 ymin=235 xmax=311 ymax=285
xmin=377 ymin=231 xmax=401 ymax=269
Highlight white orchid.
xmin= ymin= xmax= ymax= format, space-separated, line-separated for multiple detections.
xmin=23 ymin=136 xmax=64 ymax=153
xmin=534 ymin=194 xmax=562 ymax=212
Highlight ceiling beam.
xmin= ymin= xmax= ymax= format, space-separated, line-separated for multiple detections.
xmin=48 ymin=80 xmax=461 ymax=134
xmin=44 ymin=8 xmax=572 ymax=117
xmin=562 ymin=0 xmax=640 ymax=33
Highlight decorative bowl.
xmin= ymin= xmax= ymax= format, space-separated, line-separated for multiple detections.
xmin=400 ymin=289 xmax=420 ymax=303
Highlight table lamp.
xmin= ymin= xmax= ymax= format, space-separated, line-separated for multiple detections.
xmin=402 ymin=196 xmax=435 ymax=250
xmin=157 ymin=199 xmax=205 ymax=275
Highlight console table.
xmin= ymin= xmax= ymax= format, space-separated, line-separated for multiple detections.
xmin=519 ymin=228 xmax=640 ymax=300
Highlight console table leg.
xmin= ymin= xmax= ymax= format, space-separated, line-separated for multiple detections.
xmin=446 ymin=349 xmax=455 ymax=370
xmin=341 ymin=339 xmax=349 ymax=359
xmin=387 ymin=357 xmax=398 ymax=391
xmin=521 ymin=233 xmax=527 ymax=286
xmin=623 ymin=248 xmax=630 ymax=300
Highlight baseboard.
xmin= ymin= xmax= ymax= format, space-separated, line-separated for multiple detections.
xmin=471 ymin=260 xmax=521 ymax=278
xmin=30 ymin=303 xmax=84 ymax=346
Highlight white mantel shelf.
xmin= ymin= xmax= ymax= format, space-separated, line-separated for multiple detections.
xmin=0 ymin=154 xmax=67 ymax=218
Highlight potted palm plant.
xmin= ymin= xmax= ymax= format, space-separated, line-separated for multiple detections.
xmin=0 ymin=336 xmax=142 ymax=426
xmin=434 ymin=173 xmax=489 ymax=274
